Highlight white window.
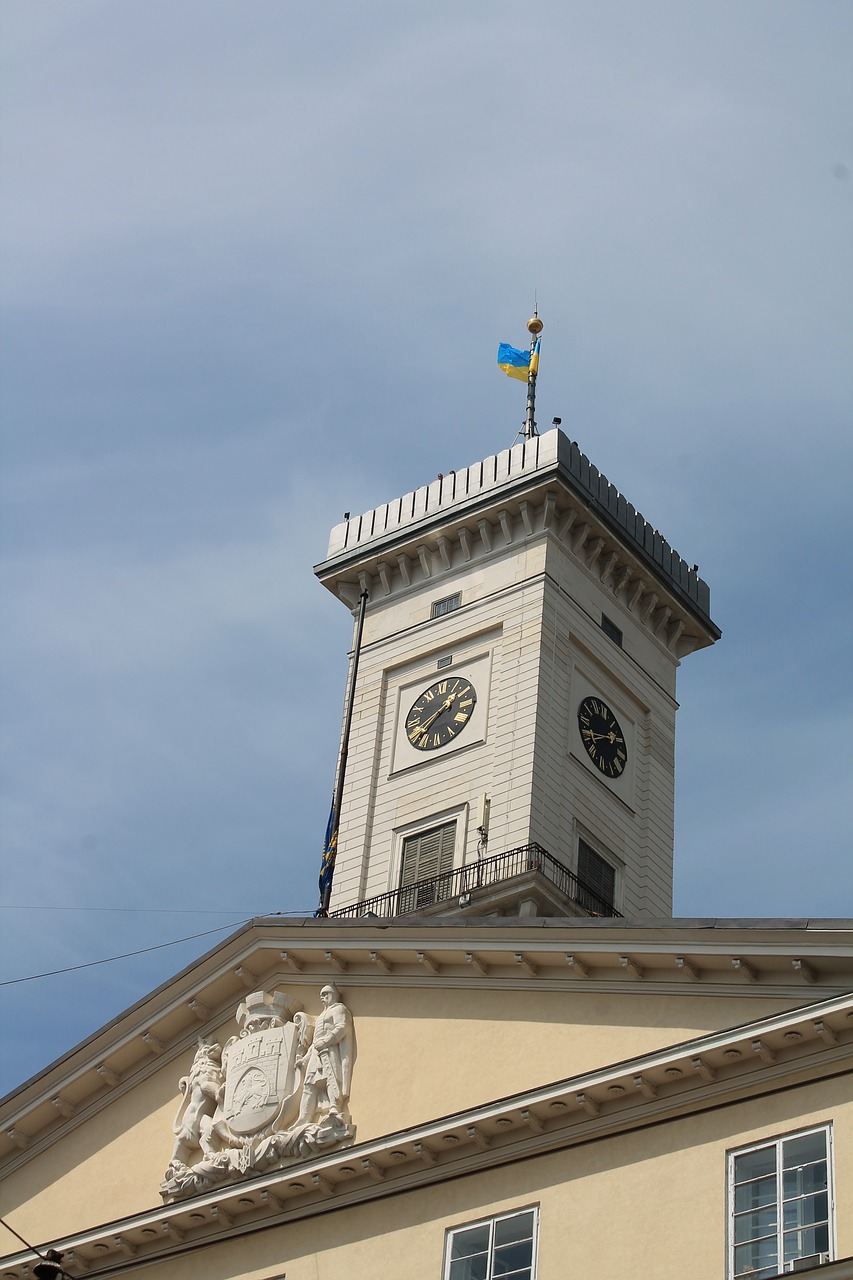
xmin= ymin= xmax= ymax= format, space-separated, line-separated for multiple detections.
xmin=444 ymin=1207 xmax=538 ymax=1280
xmin=728 ymin=1126 xmax=833 ymax=1278
xmin=399 ymin=820 xmax=456 ymax=913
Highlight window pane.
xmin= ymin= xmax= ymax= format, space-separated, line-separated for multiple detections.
xmin=494 ymin=1212 xmax=535 ymax=1248
xmin=734 ymin=1205 xmax=777 ymax=1244
xmin=450 ymin=1257 xmax=488 ymax=1280
xmin=734 ymin=1236 xmax=778 ymax=1276
xmin=450 ymin=1225 xmax=490 ymax=1261
xmin=783 ymin=1224 xmax=829 ymax=1262
xmin=493 ymin=1240 xmax=533 ymax=1275
xmin=783 ymin=1192 xmax=828 ymax=1230
xmin=783 ymin=1161 xmax=827 ymax=1199
xmin=783 ymin=1132 xmax=827 ymax=1169
xmin=734 ymin=1147 xmax=776 ymax=1183
xmin=734 ymin=1175 xmax=776 ymax=1214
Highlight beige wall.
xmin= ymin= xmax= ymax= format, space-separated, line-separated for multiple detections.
xmin=96 ymin=1074 xmax=850 ymax=1280
xmin=0 ymin=982 xmax=797 ymax=1248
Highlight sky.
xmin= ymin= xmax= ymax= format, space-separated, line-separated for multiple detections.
xmin=1 ymin=1 xmax=851 ymax=1098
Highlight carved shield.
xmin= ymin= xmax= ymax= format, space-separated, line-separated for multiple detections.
xmin=221 ymin=1024 xmax=299 ymax=1136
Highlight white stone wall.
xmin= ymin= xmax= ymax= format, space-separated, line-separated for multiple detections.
xmin=328 ymin=520 xmax=680 ymax=917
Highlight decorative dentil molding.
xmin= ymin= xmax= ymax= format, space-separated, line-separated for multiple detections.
xmin=0 ymin=994 xmax=850 ymax=1278
xmin=317 ymin=430 xmax=718 ymax=658
xmin=326 ymin=487 xmax=708 ymax=660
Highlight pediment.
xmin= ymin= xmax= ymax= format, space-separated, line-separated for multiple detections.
xmin=2 ymin=916 xmax=851 ymax=1180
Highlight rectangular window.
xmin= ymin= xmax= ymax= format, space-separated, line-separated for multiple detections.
xmin=577 ymin=838 xmax=616 ymax=913
xmin=729 ymin=1126 xmax=833 ymax=1279
xmin=444 ymin=1207 xmax=538 ymax=1280
xmin=432 ymin=593 xmax=461 ymax=619
xmin=601 ymin=613 xmax=623 ymax=647
xmin=399 ymin=821 xmax=456 ymax=913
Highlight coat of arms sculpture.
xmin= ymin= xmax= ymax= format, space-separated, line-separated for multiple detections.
xmin=161 ymin=983 xmax=356 ymax=1201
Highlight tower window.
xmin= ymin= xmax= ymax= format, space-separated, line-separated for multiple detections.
xmin=399 ymin=821 xmax=456 ymax=912
xmin=601 ymin=613 xmax=623 ymax=647
xmin=431 ymin=593 xmax=461 ymax=619
xmin=577 ymin=839 xmax=616 ymax=912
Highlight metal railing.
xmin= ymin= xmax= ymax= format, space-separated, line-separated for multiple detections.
xmin=330 ymin=842 xmax=621 ymax=920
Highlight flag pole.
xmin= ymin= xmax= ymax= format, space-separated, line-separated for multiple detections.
xmin=317 ymin=587 xmax=369 ymax=917
xmin=523 ymin=310 xmax=543 ymax=439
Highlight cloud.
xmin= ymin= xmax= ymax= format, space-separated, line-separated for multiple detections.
xmin=1 ymin=0 xmax=851 ymax=1095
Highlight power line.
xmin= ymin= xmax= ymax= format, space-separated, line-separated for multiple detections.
xmin=0 ymin=904 xmax=268 ymax=915
xmin=0 ymin=1213 xmax=73 ymax=1279
xmin=0 ymin=905 xmax=316 ymax=916
xmin=0 ymin=920 xmax=252 ymax=988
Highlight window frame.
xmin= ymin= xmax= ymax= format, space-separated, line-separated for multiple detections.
xmin=431 ymin=592 xmax=462 ymax=620
xmin=727 ymin=1124 xmax=835 ymax=1279
xmin=399 ymin=819 xmax=457 ymax=912
xmin=443 ymin=1205 xmax=539 ymax=1280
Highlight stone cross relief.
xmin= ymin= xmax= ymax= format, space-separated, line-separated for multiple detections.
xmin=161 ymin=983 xmax=356 ymax=1201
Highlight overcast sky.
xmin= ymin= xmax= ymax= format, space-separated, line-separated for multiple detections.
xmin=1 ymin=1 xmax=851 ymax=1097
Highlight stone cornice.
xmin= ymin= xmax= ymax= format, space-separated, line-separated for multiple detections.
xmin=2 ymin=919 xmax=851 ymax=1175
xmin=1 ymin=993 xmax=850 ymax=1277
xmin=314 ymin=431 xmax=719 ymax=654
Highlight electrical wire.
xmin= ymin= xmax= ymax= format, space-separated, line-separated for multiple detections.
xmin=0 ymin=920 xmax=252 ymax=987
xmin=0 ymin=1212 xmax=74 ymax=1278
xmin=0 ymin=904 xmax=268 ymax=915
xmin=0 ymin=905 xmax=316 ymax=916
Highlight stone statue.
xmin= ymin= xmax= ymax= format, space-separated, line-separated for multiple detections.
xmin=296 ymin=983 xmax=356 ymax=1125
xmin=160 ymin=984 xmax=357 ymax=1202
xmin=169 ymin=1038 xmax=224 ymax=1166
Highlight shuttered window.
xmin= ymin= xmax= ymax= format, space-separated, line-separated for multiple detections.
xmin=577 ymin=839 xmax=616 ymax=912
xmin=399 ymin=821 xmax=456 ymax=912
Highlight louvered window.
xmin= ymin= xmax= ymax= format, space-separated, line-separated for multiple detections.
xmin=577 ymin=839 xmax=616 ymax=912
xmin=399 ymin=821 xmax=456 ymax=913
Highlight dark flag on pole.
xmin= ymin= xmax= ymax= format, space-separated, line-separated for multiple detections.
xmin=316 ymin=801 xmax=338 ymax=915
xmin=314 ymin=587 xmax=369 ymax=918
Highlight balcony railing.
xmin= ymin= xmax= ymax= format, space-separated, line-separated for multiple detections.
xmin=330 ymin=842 xmax=622 ymax=920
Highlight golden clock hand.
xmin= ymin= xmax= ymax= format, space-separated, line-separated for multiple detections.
xmin=413 ymin=693 xmax=457 ymax=739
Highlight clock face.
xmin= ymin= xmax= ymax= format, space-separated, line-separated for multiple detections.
xmin=406 ymin=675 xmax=477 ymax=752
xmin=577 ymin=696 xmax=628 ymax=779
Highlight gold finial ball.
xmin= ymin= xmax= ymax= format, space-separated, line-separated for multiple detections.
xmin=527 ymin=314 xmax=544 ymax=335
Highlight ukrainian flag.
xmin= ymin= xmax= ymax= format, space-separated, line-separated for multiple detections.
xmin=497 ymin=342 xmax=530 ymax=381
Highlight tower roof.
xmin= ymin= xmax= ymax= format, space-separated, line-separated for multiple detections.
xmin=316 ymin=428 xmax=720 ymax=645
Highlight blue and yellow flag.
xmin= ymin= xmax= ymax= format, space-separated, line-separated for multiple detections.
xmin=497 ymin=342 xmax=530 ymax=381
xmin=316 ymin=800 xmax=338 ymax=912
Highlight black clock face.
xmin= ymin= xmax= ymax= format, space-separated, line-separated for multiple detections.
xmin=406 ymin=675 xmax=477 ymax=752
xmin=577 ymin=696 xmax=628 ymax=779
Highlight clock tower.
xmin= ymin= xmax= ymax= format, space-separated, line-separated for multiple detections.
xmin=315 ymin=427 xmax=719 ymax=921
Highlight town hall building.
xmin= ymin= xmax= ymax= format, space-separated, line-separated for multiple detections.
xmin=0 ymin=414 xmax=850 ymax=1279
